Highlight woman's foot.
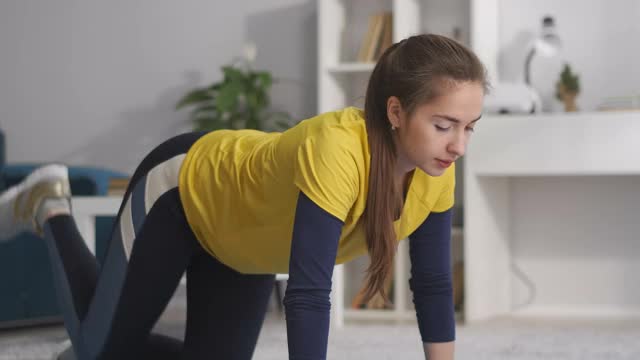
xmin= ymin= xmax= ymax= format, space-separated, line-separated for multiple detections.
xmin=0 ymin=164 xmax=71 ymax=240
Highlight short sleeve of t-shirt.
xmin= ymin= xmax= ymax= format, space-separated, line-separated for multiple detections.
xmin=294 ymin=132 xmax=360 ymax=222
xmin=431 ymin=162 xmax=456 ymax=213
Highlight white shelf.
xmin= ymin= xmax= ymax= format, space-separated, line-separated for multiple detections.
xmin=319 ymin=0 xmax=477 ymax=328
xmin=328 ymin=62 xmax=376 ymax=74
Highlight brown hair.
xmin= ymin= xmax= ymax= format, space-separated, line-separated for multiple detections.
xmin=361 ymin=33 xmax=490 ymax=304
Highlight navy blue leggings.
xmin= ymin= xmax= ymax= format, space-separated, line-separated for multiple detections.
xmin=43 ymin=132 xmax=275 ymax=359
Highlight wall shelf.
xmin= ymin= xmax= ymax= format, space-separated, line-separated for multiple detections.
xmin=327 ymin=63 xmax=376 ymax=74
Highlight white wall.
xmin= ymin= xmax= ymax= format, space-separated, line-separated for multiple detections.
xmin=422 ymin=0 xmax=470 ymax=45
xmin=0 ymin=0 xmax=316 ymax=173
xmin=498 ymin=0 xmax=640 ymax=112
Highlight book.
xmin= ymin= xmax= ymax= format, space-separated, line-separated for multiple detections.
xmin=357 ymin=12 xmax=392 ymax=63
xmin=597 ymin=95 xmax=640 ymax=111
xmin=107 ymin=177 xmax=130 ymax=196
xmin=374 ymin=13 xmax=393 ymax=61
xmin=357 ymin=14 xmax=378 ymax=62
xmin=365 ymin=13 xmax=385 ymax=62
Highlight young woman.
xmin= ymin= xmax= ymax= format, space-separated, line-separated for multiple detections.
xmin=0 ymin=34 xmax=488 ymax=360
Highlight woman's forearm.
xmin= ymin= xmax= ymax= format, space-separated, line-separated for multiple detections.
xmin=423 ymin=341 xmax=454 ymax=360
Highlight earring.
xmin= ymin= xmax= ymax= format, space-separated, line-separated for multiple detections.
xmin=391 ymin=125 xmax=397 ymax=131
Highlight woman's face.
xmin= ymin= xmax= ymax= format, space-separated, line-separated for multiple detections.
xmin=387 ymin=81 xmax=484 ymax=177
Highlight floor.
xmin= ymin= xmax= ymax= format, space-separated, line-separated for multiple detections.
xmin=1 ymin=286 xmax=639 ymax=359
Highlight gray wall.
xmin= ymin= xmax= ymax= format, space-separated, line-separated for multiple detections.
xmin=498 ymin=0 xmax=640 ymax=112
xmin=0 ymin=0 xmax=316 ymax=173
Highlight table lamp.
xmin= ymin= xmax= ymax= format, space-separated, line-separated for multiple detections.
xmin=524 ymin=16 xmax=562 ymax=85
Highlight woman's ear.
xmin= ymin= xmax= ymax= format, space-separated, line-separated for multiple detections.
xmin=386 ymin=96 xmax=403 ymax=129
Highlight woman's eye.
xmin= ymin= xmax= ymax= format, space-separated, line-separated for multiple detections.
xmin=435 ymin=125 xmax=450 ymax=131
xmin=466 ymin=127 xmax=475 ymax=133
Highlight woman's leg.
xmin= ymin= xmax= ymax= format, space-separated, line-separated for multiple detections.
xmin=44 ymin=188 xmax=196 ymax=359
xmin=181 ymin=248 xmax=275 ymax=360
xmin=1 ymin=132 xmax=207 ymax=359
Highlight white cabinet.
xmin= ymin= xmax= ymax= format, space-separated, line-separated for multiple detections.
xmin=464 ymin=111 xmax=640 ymax=322
xmin=318 ymin=0 xmax=476 ymax=326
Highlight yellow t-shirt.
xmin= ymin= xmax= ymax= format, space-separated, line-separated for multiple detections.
xmin=178 ymin=107 xmax=455 ymax=274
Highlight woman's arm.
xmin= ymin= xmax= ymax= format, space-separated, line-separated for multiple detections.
xmin=283 ymin=191 xmax=343 ymax=360
xmin=409 ymin=209 xmax=456 ymax=360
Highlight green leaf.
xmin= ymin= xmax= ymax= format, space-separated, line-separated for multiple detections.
xmin=176 ymin=63 xmax=291 ymax=131
xmin=256 ymin=72 xmax=272 ymax=88
xmin=275 ymin=120 xmax=291 ymax=130
xmin=254 ymin=91 xmax=267 ymax=108
xmin=175 ymin=88 xmax=213 ymax=109
xmin=245 ymin=113 xmax=261 ymax=130
xmin=228 ymin=113 xmax=247 ymax=130
xmin=194 ymin=115 xmax=224 ymax=132
xmin=190 ymin=105 xmax=217 ymax=120
xmin=247 ymin=93 xmax=258 ymax=109
xmin=223 ymin=66 xmax=247 ymax=85
xmin=557 ymin=63 xmax=580 ymax=94
xmin=208 ymin=83 xmax=222 ymax=91
xmin=216 ymin=82 xmax=242 ymax=111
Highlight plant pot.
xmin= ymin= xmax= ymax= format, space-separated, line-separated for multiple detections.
xmin=562 ymin=93 xmax=578 ymax=112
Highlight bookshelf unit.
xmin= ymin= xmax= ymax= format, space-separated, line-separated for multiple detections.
xmin=318 ymin=0 xmax=481 ymax=327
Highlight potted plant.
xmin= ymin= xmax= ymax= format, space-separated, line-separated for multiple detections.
xmin=176 ymin=44 xmax=291 ymax=132
xmin=555 ymin=63 xmax=580 ymax=112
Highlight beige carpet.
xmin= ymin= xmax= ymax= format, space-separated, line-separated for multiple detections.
xmin=1 ymin=290 xmax=639 ymax=360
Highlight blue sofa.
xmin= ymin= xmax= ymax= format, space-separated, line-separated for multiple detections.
xmin=0 ymin=130 xmax=128 ymax=328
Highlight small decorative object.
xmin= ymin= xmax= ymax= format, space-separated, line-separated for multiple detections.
xmin=555 ymin=63 xmax=580 ymax=112
xmin=524 ymin=15 xmax=563 ymax=113
xmin=176 ymin=43 xmax=291 ymax=132
xmin=483 ymin=82 xmax=542 ymax=114
xmin=524 ymin=16 xmax=562 ymax=86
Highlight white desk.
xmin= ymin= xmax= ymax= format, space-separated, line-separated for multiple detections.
xmin=464 ymin=111 xmax=640 ymax=322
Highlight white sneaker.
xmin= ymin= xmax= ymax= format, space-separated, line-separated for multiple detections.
xmin=0 ymin=164 xmax=71 ymax=241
